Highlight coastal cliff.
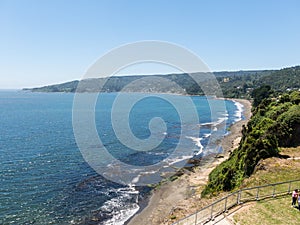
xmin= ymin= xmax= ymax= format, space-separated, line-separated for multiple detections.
xmin=203 ymin=90 xmax=300 ymax=195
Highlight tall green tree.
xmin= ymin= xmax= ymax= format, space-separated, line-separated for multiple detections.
xmin=251 ymin=85 xmax=272 ymax=107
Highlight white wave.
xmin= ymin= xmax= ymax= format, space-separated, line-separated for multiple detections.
xmin=102 ymin=186 xmax=140 ymax=225
xmin=199 ymin=116 xmax=228 ymax=127
xmin=131 ymin=176 xmax=140 ymax=184
xmin=203 ymin=133 xmax=211 ymax=138
xmin=215 ymin=116 xmax=228 ymax=126
xmin=221 ymin=112 xmax=229 ymax=117
xmin=148 ymin=151 xmax=166 ymax=156
xmin=162 ymin=154 xmax=194 ymax=167
xmin=104 ymin=206 xmax=140 ymax=225
xmin=199 ymin=121 xmax=214 ymax=126
xmin=186 ymin=136 xmax=202 ymax=148
xmin=131 ymin=170 xmax=158 ymax=185
xmin=185 ymin=136 xmax=203 ymax=155
xmin=233 ymin=100 xmax=244 ymax=122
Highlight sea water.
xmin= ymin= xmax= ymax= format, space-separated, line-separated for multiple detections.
xmin=0 ymin=91 xmax=244 ymax=224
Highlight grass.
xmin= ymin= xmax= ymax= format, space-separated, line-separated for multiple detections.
xmin=168 ymin=147 xmax=300 ymax=224
xmin=233 ymin=195 xmax=300 ymax=225
xmin=240 ymin=147 xmax=300 ymax=187
xmin=231 ymin=146 xmax=300 ymax=225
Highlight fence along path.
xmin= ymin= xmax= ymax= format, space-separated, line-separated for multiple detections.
xmin=172 ymin=179 xmax=300 ymax=225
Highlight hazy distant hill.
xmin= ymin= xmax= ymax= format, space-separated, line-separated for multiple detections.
xmin=23 ymin=66 xmax=300 ymax=98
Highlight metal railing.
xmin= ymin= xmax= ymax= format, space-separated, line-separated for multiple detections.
xmin=172 ymin=179 xmax=300 ymax=225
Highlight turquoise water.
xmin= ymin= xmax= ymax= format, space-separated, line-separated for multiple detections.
xmin=0 ymin=91 xmax=243 ymax=224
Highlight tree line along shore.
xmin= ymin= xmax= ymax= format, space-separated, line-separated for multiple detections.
xmin=24 ymin=66 xmax=300 ymax=100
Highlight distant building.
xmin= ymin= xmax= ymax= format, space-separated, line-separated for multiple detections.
xmin=223 ymin=77 xmax=230 ymax=82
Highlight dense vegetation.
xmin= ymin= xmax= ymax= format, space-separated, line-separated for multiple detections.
xmin=219 ymin=66 xmax=300 ymax=98
xmin=22 ymin=71 xmax=249 ymax=95
xmin=202 ymin=90 xmax=300 ymax=196
xmin=258 ymin=66 xmax=300 ymax=92
xmin=23 ymin=70 xmax=271 ymax=97
xmin=24 ymin=66 xmax=300 ymax=99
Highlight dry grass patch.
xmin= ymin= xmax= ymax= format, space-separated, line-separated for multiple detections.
xmin=233 ymin=195 xmax=300 ymax=225
xmin=241 ymin=146 xmax=300 ymax=188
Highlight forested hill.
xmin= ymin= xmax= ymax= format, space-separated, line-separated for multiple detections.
xmin=202 ymin=89 xmax=300 ymax=196
xmin=23 ymin=70 xmax=269 ymax=96
xmin=219 ymin=66 xmax=300 ymax=98
xmin=258 ymin=66 xmax=300 ymax=91
xmin=23 ymin=66 xmax=300 ymax=98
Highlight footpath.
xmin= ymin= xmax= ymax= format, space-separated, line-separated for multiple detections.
xmin=204 ymin=203 xmax=249 ymax=225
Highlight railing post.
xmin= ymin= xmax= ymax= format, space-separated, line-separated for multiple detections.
xmin=210 ymin=204 xmax=214 ymax=220
xmin=224 ymin=196 xmax=228 ymax=212
xmin=272 ymin=185 xmax=276 ymax=197
xmin=256 ymin=187 xmax=260 ymax=200
xmin=194 ymin=212 xmax=197 ymax=225
xmin=288 ymin=181 xmax=292 ymax=193
xmin=237 ymin=190 xmax=241 ymax=204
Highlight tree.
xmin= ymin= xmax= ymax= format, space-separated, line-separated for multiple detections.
xmin=251 ymin=85 xmax=272 ymax=107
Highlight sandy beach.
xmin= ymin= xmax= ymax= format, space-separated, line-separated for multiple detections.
xmin=128 ymin=98 xmax=252 ymax=225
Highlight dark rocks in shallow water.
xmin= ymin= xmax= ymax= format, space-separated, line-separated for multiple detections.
xmin=174 ymin=169 xmax=185 ymax=177
xmin=185 ymin=166 xmax=196 ymax=172
xmin=186 ymin=158 xmax=201 ymax=166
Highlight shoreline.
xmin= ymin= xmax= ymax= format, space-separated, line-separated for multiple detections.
xmin=127 ymin=98 xmax=252 ymax=225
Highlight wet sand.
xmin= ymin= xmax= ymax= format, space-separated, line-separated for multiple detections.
xmin=128 ymin=98 xmax=252 ymax=225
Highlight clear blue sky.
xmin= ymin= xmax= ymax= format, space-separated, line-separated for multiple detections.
xmin=1 ymin=0 xmax=300 ymax=89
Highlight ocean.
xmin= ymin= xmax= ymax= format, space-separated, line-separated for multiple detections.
xmin=0 ymin=91 xmax=244 ymax=225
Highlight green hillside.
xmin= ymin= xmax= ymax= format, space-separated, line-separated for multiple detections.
xmin=23 ymin=66 xmax=300 ymax=99
xmin=23 ymin=70 xmax=271 ymax=97
xmin=202 ymin=90 xmax=300 ymax=196
xmin=258 ymin=66 xmax=300 ymax=91
xmin=231 ymin=146 xmax=300 ymax=225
